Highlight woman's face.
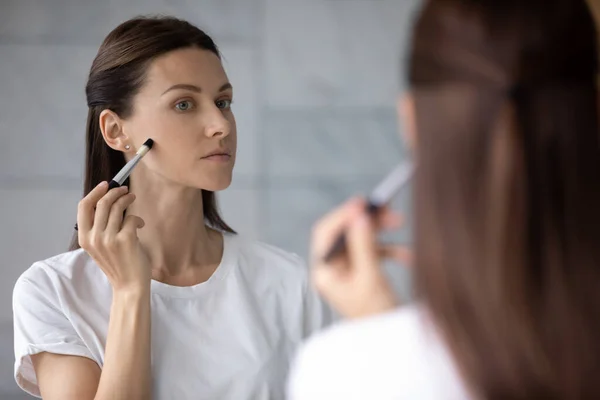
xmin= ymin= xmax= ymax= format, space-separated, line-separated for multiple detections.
xmin=119 ymin=47 xmax=237 ymax=192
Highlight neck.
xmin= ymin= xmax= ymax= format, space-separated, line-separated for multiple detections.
xmin=125 ymin=170 xmax=223 ymax=282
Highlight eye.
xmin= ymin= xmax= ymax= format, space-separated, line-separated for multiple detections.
xmin=175 ymin=100 xmax=193 ymax=112
xmin=216 ymin=99 xmax=232 ymax=110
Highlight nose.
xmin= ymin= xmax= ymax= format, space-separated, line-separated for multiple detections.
xmin=204 ymin=105 xmax=231 ymax=139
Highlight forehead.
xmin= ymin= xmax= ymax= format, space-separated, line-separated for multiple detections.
xmin=143 ymin=47 xmax=229 ymax=92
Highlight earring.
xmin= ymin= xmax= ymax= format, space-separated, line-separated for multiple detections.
xmin=125 ymin=144 xmax=131 ymax=150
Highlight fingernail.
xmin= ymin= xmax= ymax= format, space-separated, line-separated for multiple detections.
xmin=97 ymin=181 xmax=107 ymax=188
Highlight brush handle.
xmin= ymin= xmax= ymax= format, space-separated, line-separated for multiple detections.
xmin=321 ymin=201 xmax=380 ymax=262
xmin=74 ymin=180 xmax=122 ymax=231
xmin=107 ymin=180 xmax=121 ymax=190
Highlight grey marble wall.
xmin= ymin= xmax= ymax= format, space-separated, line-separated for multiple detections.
xmin=0 ymin=0 xmax=421 ymax=396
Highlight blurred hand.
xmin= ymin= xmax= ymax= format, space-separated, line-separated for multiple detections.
xmin=310 ymin=197 xmax=412 ymax=319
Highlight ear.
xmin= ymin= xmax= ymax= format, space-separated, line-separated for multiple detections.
xmin=397 ymin=92 xmax=417 ymax=152
xmin=99 ymin=109 xmax=131 ymax=153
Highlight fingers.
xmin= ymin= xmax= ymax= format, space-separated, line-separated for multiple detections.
xmin=310 ymin=197 xmax=405 ymax=264
xmin=106 ymin=193 xmax=137 ymax=234
xmin=77 ymin=182 xmax=108 ymax=232
xmin=377 ymin=244 xmax=413 ymax=266
xmin=374 ymin=207 xmax=403 ymax=231
xmin=92 ymin=186 xmax=130 ymax=231
xmin=311 ymin=258 xmax=345 ymax=295
xmin=311 ymin=197 xmax=365 ymax=259
xmin=119 ymin=215 xmax=145 ymax=238
xmin=346 ymin=212 xmax=379 ymax=273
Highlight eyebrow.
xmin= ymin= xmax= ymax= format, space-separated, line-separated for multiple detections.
xmin=161 ymin=83 xmax=233 ymax=95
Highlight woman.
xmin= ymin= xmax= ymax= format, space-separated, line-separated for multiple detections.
xmin=288 ymin=0 xmax=600 ymax=399
xmin=12 ymin=16 xmax=330 ymax=400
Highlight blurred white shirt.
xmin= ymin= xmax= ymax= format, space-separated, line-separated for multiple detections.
xmin=287 ymin=304 xmax=472 ymax=400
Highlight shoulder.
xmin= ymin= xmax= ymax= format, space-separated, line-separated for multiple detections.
xmin=294 ymin=305 xmax=429 ymax=367
xmin=228 ymin=234 xmax=308 ymax=282
xmin=13 ymin=249 xmax=98 ymax=302
xmin=12 ymin=252 xmax=102 ymax=398
xmin=231 ymin=234 xmax=305 ymax=267
xmin=17 ymin=249 xmax=93 ymax=281
xmin=287 ymin=305 xmax=466 ymax=399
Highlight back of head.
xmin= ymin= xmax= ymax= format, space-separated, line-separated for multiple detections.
xmin=69 ymin=16 xmax=234 ymax=250
xmin=409 ymin=0 xmax=600 ymax=398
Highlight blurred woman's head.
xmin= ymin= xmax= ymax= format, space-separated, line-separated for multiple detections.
xmin=405 ymin=0 xmax=600 ymax=398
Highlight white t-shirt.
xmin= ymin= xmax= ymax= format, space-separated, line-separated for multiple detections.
xmin=287 ymin=305 xmax=472 ymax=400
xmin=13 ymin=233 xmax=332 ymax=399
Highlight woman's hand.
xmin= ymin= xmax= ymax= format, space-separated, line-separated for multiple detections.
xmin=310 ymin=198 xmax=411 ymax=319
xmin=77 ymin=181 xmax=150 ymax=292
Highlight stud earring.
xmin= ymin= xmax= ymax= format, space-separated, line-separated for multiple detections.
xmin=125 ymin=144 xmax=131 ymax=150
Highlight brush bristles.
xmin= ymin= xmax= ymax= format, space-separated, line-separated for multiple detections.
xmin=143 ymin=138 xmax=154 ymax=149
xmin=136 ymin=138 xmax=154 ymax=156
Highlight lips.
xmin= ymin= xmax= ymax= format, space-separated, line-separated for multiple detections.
xmin=202 ymin=149 xmax=231 ymax=158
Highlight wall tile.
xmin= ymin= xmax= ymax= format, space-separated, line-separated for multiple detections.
xmin=264 ymin=109 xmax=406 ymax=178
xmin=0 ymin=0 xmax=112 ymax=45
xmin=0 ymin=44 xmax=96 ymax=181
xmin=0 ymin=188 xmax=81 ymax=323
xmin=264 ymin=0 xmax=422 ymax=108
xmin=108 ymin=0 xmax=261 ymax=43
xmin=0 ymin=0 xmax=262 ymax=45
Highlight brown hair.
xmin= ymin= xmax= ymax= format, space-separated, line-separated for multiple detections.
xmin=69 ymin=16 xmax=235 ymax=251
xmin=410 ymin=0 xmax=600 ymax=398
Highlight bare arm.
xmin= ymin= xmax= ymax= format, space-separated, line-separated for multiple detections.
xmin=32 ymin=183 xmax=153 ymax=399
xmin=32 ymin=354 xmax=100 ymax=400
xmin=32 ymin=289 xmax=152 ymax=400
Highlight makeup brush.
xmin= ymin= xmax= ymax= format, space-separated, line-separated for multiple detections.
xmin=74 ymin=138 xmax=154 ymax=231
xmin=322 ymin=161 xmax=414 ymax=262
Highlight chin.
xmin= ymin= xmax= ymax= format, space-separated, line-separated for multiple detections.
xmin=195 ymin=176 xmax=233 ymax=192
